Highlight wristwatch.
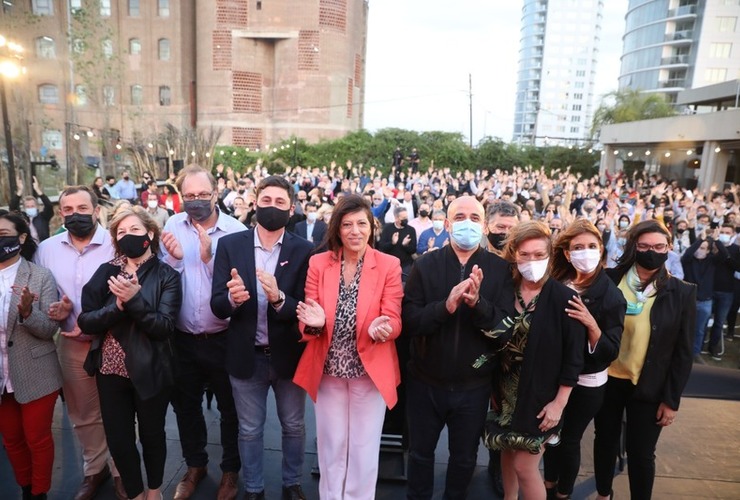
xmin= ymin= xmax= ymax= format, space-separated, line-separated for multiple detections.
xmin=271 ymin=290 xmax=285 ymax=308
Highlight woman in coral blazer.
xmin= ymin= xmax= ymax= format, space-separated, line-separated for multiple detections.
xmin=294 ymin=194 xmax=403 ymax=500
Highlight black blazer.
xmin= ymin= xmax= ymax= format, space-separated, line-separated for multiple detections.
xmin=293 ymin=219 xmax=327 ymax=247
xmin=210 ymin=228 xmax=313 ymax=380
xmin=497 ymin=277 xmax=586 ymax=437
xmin=78 ymin=257 xmax=182 ymax=400
xmin=606 ymin=268 xmax=696 ymax=410
xmin=578 ymin=269 xmax=627 ymax=374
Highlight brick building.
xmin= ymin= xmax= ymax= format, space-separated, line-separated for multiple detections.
xmin=0 ymin=0 xmax=367 ymax=179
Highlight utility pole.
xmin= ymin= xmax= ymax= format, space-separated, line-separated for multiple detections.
xmin=468 ymin=73 xmax=473 ymax=148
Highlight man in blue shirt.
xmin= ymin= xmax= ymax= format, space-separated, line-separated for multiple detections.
xmin=416 ymin=209 xmax=449 ymax=254
xmin=114 ymin=171 xmax=138 ymax=203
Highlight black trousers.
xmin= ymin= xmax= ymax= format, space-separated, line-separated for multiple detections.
xmin=170 ymin=331 xmax=240 ymax=472
xmin=405 ymin=375 xmax=490 ymax=500
xmin=593 ymin=377 xmax=663 ymax=500
xmin=543 ymin=383 xmax=606 ymax=496
xmin=96 ymin=373 xmax=170 ymax=498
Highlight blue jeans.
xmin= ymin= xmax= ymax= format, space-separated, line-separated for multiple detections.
xmin=710 ymin=291 xmax=733 ymax=354
xmin=229 ymin=352 xmax=306 ymax=492
xmin=405 ymin=375 xmax=490 ymax=500
xmin=694 ymin=299 xmax=713 ymax=355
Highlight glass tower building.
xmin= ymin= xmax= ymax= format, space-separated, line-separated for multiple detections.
xmin=619 ymin=0 xmax=740 ymax=103
xmin=513 ymin=0 xmax=604 ymax=146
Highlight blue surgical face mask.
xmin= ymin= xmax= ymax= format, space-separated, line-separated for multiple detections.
xmin=432 ymin=220 xmax=444 ymax=232
xmin=450 ymin=219 xmax=482 ymax=251
xmin=25 ymin=207 xmax=38 ymax=218
xmin=719 ymin=234 xmax=732 ymax=245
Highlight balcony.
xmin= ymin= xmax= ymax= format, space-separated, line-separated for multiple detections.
xmin=660 ymin=54 xmax=689 ymax=65
xmin=667 ymin=5 xmax=697 ymax=18
xmin=659 ymin=79 xmax=686 ymax=88
xmin=664 ymin=30 xmax=694 ymax=42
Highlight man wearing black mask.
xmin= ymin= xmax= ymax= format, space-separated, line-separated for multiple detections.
xmin=379 ymin=206 xmax=416 ymax=280
xmin=160 ymin=165 xmax=246 ymax=500
xmin=210 ymin=175 xmax=313 ymax=500
xmin=485 ymin=201 xmax=520 ymax=255
xmin=34 ymin=186 xmax=128 ymax=500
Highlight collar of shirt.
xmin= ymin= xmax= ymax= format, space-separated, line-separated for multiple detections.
xmin=254 ymin=227 xmax=285 ymax=250
xmin=183 ymin=208 xmax=232 ymax=234
xmin=62 ymin=224 xmax=108 ymax=250
xmin=0 ymin=258 xmax=22 ymax=285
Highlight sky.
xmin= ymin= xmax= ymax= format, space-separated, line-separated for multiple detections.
xmin=363 ymin=0 xmax=628 ymax=145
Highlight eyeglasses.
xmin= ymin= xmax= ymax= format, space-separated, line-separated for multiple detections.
xmin=636 ymin=242 xmax=668 ymax=252
xmin=182 ymin=192 xmax=213 ymax=202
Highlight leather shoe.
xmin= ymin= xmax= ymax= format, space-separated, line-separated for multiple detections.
xmin=282 ymin=484 xmax=307 ymax=500
xmin=245 ymin=492 xmax=265 ymax=500
xmin=113 ymin=476 xmax=127 ymax=500
xmin=216 ymin=471 xmax=239 ymax=500
xmin=74 ymin=464 xmax=111 ymax=500
xmin=173 ymin=466 xmax=207 ymax=499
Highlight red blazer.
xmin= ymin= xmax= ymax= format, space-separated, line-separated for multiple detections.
xmin=293 ymin=247 xmax=403 ymax=408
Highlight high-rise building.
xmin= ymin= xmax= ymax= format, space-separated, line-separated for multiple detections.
xmin=513 ymin=0 xmax=604 ymax=146
xmin=0 ymin=0 xmax=367 ymax=177
xmin=619 ymin=0 xmax=740 ymax=103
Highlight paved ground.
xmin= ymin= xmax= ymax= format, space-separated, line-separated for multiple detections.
xmin=2 ymin=341 xmax=739 ymax=499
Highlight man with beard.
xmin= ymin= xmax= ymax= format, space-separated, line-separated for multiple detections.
xmin=211 ymin=176 xmax=313 ymax=500
xmin=160 ymin=165 xmax=246 ymax=499
xmin=35 ymin=186 xmax=127 ymax=500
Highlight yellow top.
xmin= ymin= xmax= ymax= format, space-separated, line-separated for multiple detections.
xmin=609 ymin=275 xmax=656 ymax=384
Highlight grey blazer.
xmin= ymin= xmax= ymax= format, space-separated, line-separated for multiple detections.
xmin=0 ymin=258 xmax=62 ymax=404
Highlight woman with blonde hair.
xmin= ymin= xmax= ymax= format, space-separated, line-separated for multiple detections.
xmin=542 ymin=219 xmax=626 ymax=499
xmin=78 ymin=206 xmax=182 ymax=500
xmin=484 ymin=220 xmax=585 ymax=500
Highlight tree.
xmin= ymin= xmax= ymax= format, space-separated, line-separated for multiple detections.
xmin=591 ymin=88 xmax=676 ymax=140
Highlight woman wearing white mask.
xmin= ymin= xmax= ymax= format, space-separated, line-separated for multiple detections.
xmin=542 ymin=220 xmax=626 ymax=499
xmin=485 ymin=220 xmax=585 ymax=500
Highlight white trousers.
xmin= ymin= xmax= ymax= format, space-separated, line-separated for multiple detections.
xmin=315 ymin=374 xmax=386 ymax=500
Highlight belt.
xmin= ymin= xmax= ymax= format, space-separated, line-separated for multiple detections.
xmin=177 ymin=329 xmax=227 ymax=339
xmin=254 ymin=345 xmax=271 ymax=356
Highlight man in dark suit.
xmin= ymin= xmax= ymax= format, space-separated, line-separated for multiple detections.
xmin=292 ymin=202 xmax=327 ymax=247
xmin=211 ymin=176 xmax=313 ymax=500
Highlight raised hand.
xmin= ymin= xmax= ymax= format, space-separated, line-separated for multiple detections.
xmin=161 ymin=231 xmax=184 ymax=260
xmin=227 ymin=268 xmax=250 ymax=305
xmin=256 ymin=269 xmax=279 ymax=303
xmin=18 ymin=286 xmax=35 ymax=319
xmin=48 ymin=294 xmax=73 ymax=321
xmin=297 ymin=298 xmax=326 ymax=328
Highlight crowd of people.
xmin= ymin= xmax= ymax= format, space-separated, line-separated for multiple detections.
xmin=5 ymin=155 xmax=738 ymax=499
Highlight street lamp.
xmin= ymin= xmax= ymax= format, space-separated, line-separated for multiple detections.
xmin=292 ymin=139 xmax=297 ymax=167
xmin=0 ymin=35 xmax=23 ymax=199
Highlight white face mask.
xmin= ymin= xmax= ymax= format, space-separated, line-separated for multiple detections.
xmin=517 ymin=258 xmax=549 ymax=282
xmin=147 ymin=199 xmax=158 ymax=209
xmin=432 ymin=220 xmax=444 ymax=232
xmin=569 ymin=248 xmax=601 ymax=274
xmin=307 ymin=212 xmax=318 ymax=223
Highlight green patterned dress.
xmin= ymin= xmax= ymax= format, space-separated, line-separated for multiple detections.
xmin=484 ymin=292 xmax=551 ymax=454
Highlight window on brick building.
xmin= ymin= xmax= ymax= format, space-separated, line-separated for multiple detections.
xmin=159 ymin=86 xmax=171 ymax=106
xmin=100 ymin=0 xmax=111 ymax=17
xmin=131 ymin=85 xmax=143 ymax=105
xmin=35 ymin=37 xmax=55 ymax=59
xmin=75 ymin=85 xmax=88 ymax=106
xmin=102 ymin=39 xmax=113 ymax=59
xmin=129 ymin=38 xmax=141 ymax=55
xmin=158 ymin=0 xmax=170 ymax=17
xmin=158 ymin=39 xmax=170 ymax=61
xmin=103 ymin=86 xmax=115 ymax=106
xmin=32 ymin=0 xmax=53 ymax=15
xmin=38 ymin=84 xmax=59 ymax=104
xmin=129 ymin=0 xmax=140 ymax=16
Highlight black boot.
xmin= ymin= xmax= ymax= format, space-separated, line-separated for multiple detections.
xmin=21 ymin=485 xmax=32 ymax=500
xmin=31 ymin=493 xmax=47 ymax=500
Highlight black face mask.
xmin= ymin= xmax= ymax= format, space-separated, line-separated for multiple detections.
xmin=399 ymin=219 xmax=408 ymax=227
xmin=418 ymin=210 xmax=429 ymax=218
xmin=118 ymin=233 xmax=151 ymax=259
xmin=0 ymin=236 xmax=21 ymax=262
xmin=635 ymin=250 xmax=668 ymax=271
xmin=183 ymin=200 xmax=214 ymax=222
xmin=255 ymin=206 xmax=290 ymax=231
xmin=65 ymin=213 xmax=96 ymax=238
xmin=487 ymin=232 xmax=506 ymax=250
xmin=676 ymin=228 xmax=686 ymax=234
